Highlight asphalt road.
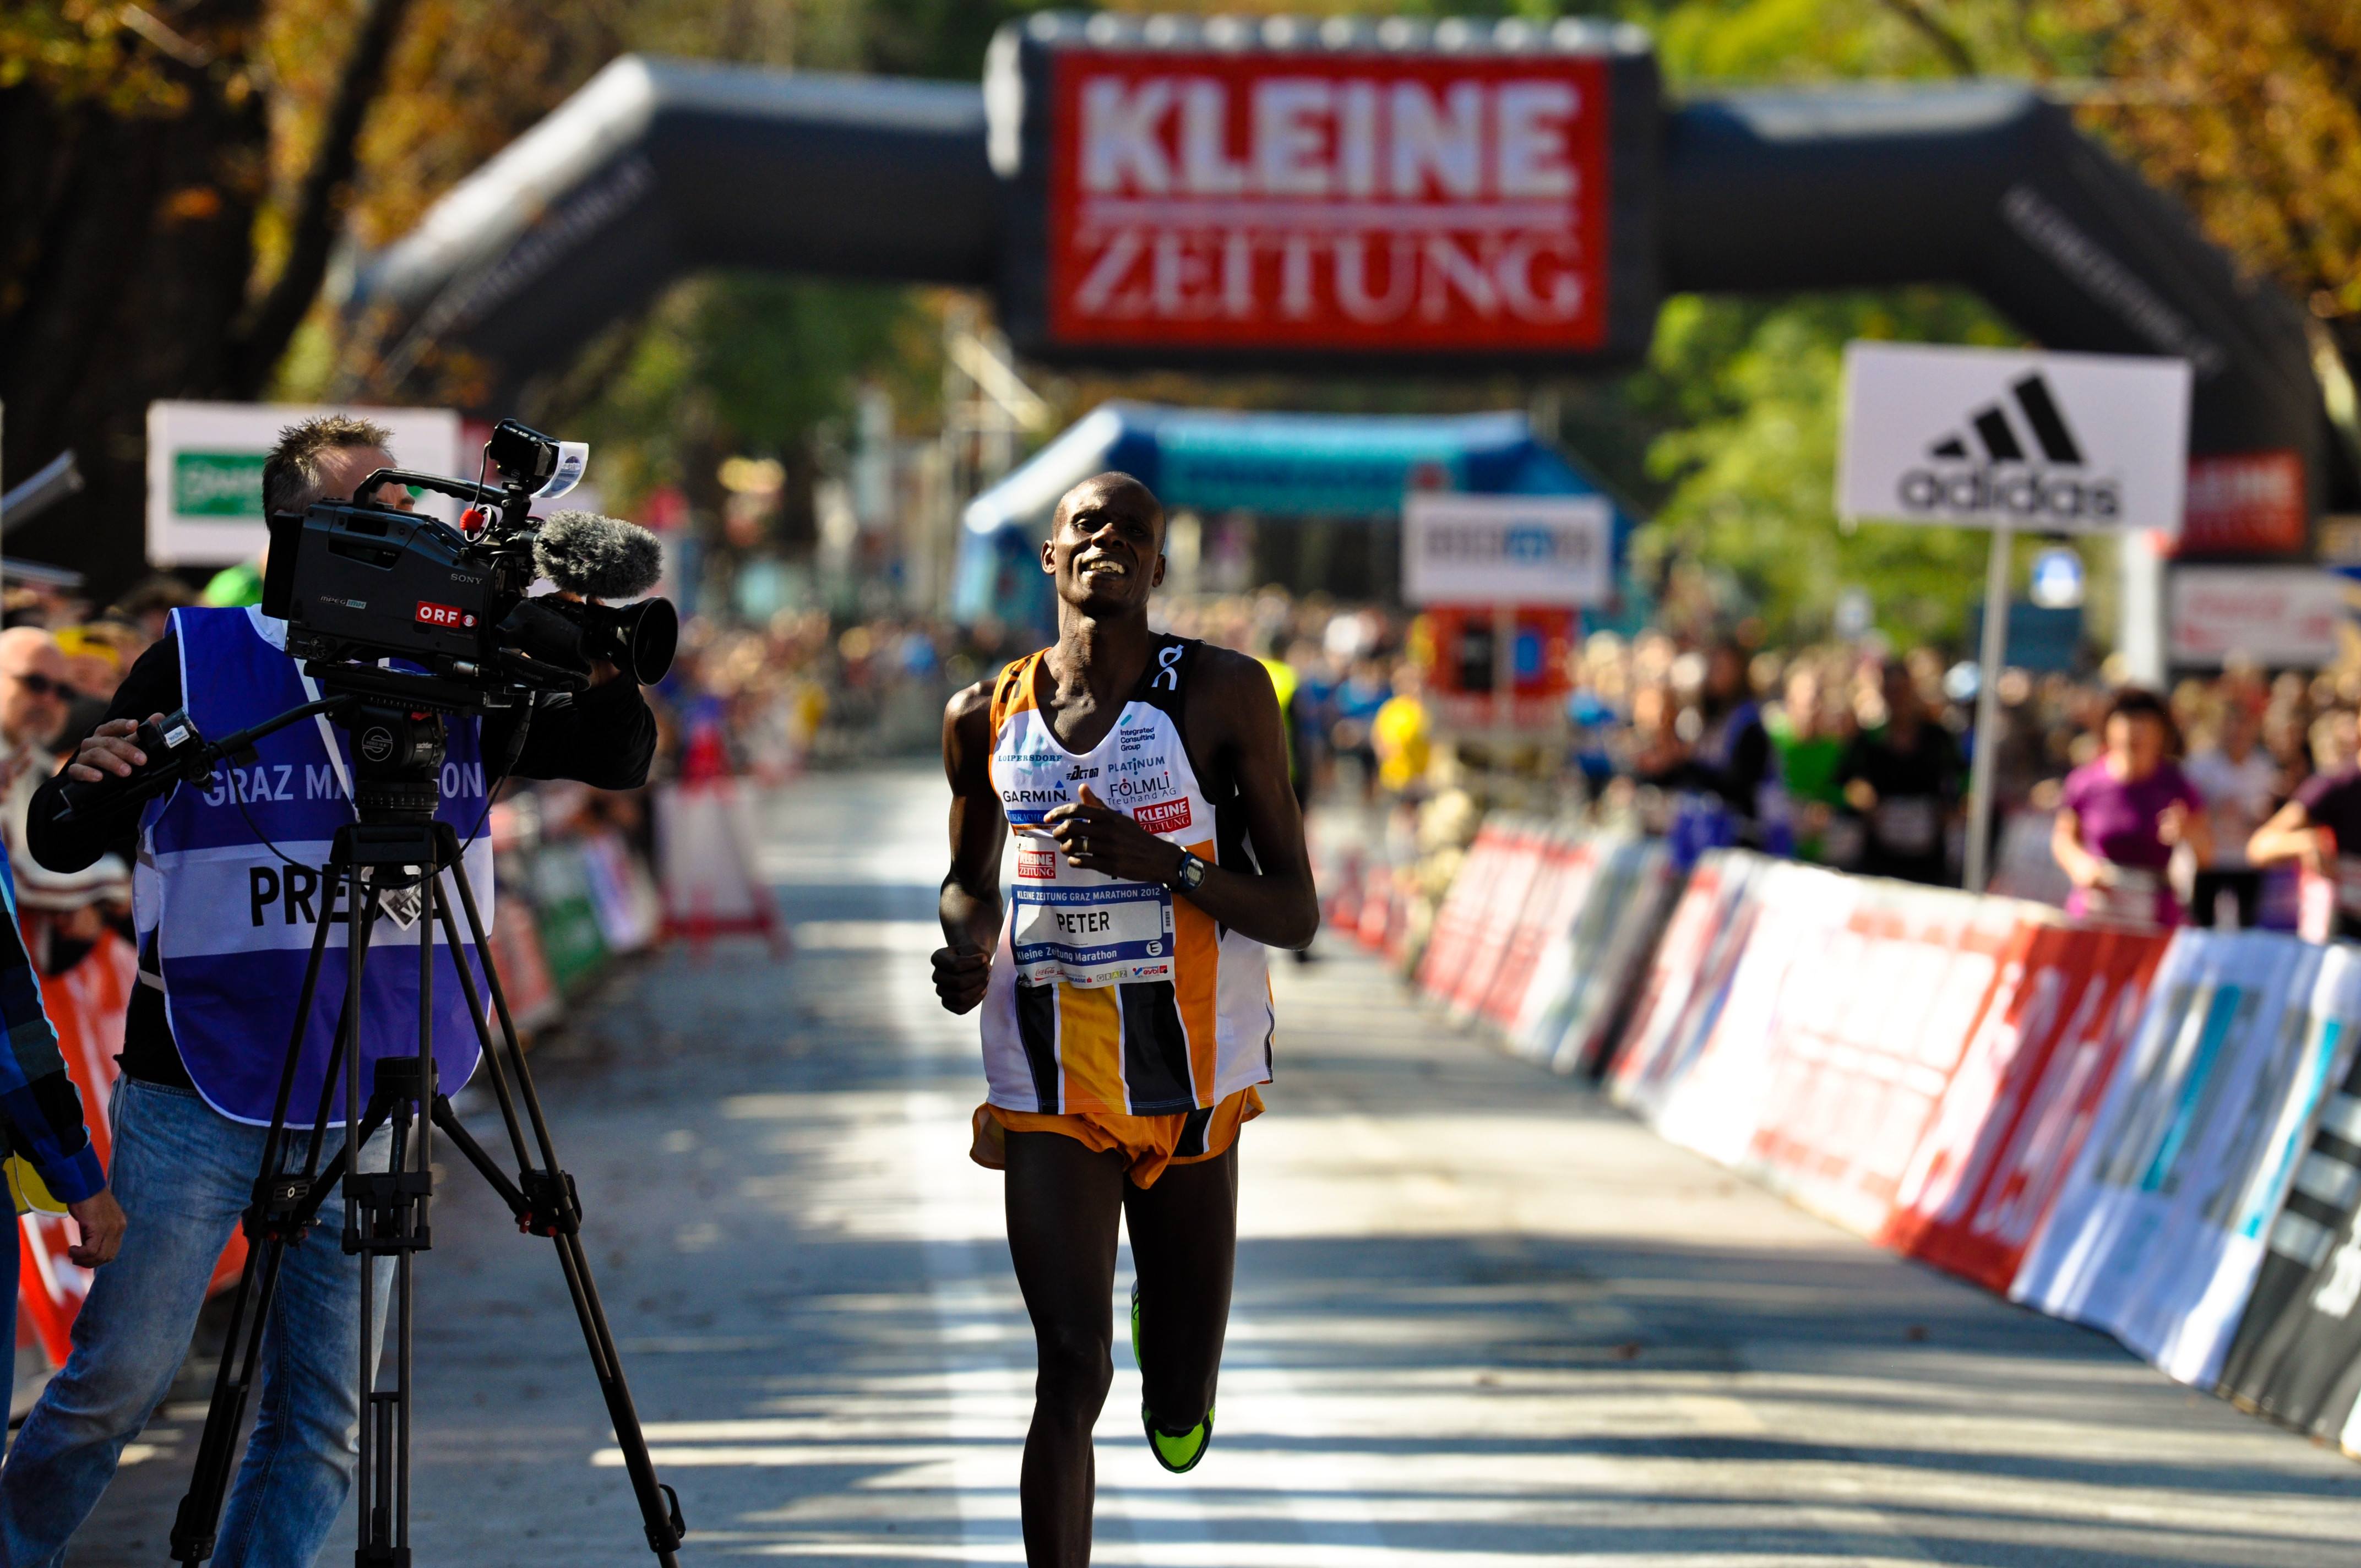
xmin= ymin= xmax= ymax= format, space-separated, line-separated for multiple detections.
xmin=75 ymin=765 xmax=2361 ymax=1565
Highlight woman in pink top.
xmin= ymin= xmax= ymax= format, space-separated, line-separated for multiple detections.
xmin=2051 ymin=688 xmax=2213 ymax=925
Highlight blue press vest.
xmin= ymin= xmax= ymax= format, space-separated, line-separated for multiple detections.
xmin=135 ymin=607 xmax=491 ymax=1125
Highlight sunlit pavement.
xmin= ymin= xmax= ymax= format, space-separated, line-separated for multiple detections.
xmin=78 ymin=765 xmax=2361 ymax=1565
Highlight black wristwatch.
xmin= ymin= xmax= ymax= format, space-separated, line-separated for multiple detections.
xmin=1171 ymin=849 xmax=1209 ymax=894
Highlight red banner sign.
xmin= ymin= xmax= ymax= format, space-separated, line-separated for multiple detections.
xmin=2173 ymin=449 xmax=2306 ymax=556
xmin=1046 ymin=50 xmax=1610 ymax=352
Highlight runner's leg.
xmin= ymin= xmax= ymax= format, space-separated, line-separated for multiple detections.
xmin=1004 ymin=1130 xmax=1128 ymax=1567
xmin=1122 ymin=1141 xmax=1239 ymax=1430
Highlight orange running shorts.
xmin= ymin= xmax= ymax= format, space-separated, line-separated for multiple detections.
xmin=970 ymin=1086 xmax=1264 ymax=1189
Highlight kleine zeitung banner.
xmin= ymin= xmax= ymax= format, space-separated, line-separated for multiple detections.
xmin=1837 ymin=342 xmax=2191 ymax=533
xmin=1046 ymin=51 xmax=1610 ymax=352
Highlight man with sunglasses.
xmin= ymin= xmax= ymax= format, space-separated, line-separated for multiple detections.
xmin=0 ymin=629 xmax=83 ymax=913
xmin=0 ymin=628 xmax=78 ymax=765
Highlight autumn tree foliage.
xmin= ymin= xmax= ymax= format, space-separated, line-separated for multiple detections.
xmin=0 ymin=0 xmax=1015 ymax=594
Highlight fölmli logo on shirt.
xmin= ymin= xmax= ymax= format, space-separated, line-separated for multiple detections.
xmin=1898 ymin=373 xmax=2121 ymax=524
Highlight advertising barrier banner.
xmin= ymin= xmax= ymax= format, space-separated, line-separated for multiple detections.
xmin=1478 ymin=831 xmax=1594 ymax=1030
xmin=1883 ymin=921 xmax=2170 ymax=1292
xmin=1445 ymin=819 xmax=1552 ymax=1021
xmin=2011 ymin=932 xmax=2361 ymax=1389
xmin=1415 ymin=821 xmax=1515 ymax=1001
xmin=2217 ymin=954 xmax=2361 ymax=1442
xmin=1738 ymin=884 xmax=2021 ymax=1239
xmin=1604 ymin=850 xmax=1765 ymax=1117
xmin=1557 ymin=839 xmax=1675 ymax=1076
xmin=655 ymin=780 xmax=783 ymax=945
xmin=1647 ymin=862 xmax=1863 ymax=1173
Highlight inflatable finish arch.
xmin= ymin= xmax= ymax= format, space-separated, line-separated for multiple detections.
xmin=355 ymin=25 xmax=2343 ymax=540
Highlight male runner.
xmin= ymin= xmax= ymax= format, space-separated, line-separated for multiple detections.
xmin=932 ymin=472 xmax=1316 ymax=1566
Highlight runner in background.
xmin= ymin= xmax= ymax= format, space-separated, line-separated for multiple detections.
xmin=1837 ymin=658 xmax=1961 ymax=885
xmin=2185 ymin=699 xmax=2277 ymax=927
xmin=2052 ymin=688 xmax=2213 ymax=925
xmin=1655 ymin=641 xmax=1785 ymax=862
xmin=2248 ymin=718 xmax=2361 ymax=939
xmin=1766 ymin=661 xmax=1850 ymax=865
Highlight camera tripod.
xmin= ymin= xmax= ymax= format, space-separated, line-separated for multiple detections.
xmin=166 ymin=703 xmax=685 ymax=1567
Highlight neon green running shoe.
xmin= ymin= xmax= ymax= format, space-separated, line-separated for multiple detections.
xmin=1131 ymin=1282 xmax=1215 ymax=1473
xmin=1143 ymin=1406 xmax=1215 ymax=1474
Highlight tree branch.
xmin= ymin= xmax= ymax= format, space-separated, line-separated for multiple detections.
xmin=1878 ymin=0 xmax=1979 ymax=77
xmin=224 ymin=0 xmax=415 ymax=395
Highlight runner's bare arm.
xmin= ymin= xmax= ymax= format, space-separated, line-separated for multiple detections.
xmin=935 ymin=679 xmax=1005 ymax=1014
xmin=1047 ymin=649 xmax=1318 ymax=950
xmin=2249 ymin=798 xmax=2329 ymax=872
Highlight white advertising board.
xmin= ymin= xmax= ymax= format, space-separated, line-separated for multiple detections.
xmin=2167 ymin=566 xmax=2348 ymax=668
xmin=1838 ymin=342 xmax=2191 ymax=533
xmin=1401 ymin=492 xmax=1611 ymax=607
xmin=146 ymin=401 xmax=463 ymax=567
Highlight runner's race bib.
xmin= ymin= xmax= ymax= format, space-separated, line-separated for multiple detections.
xmin=2085 ymin=864 xmax=2162 ymax=924
xmin=2334 ymin=856 xmax=2361 ymax=919
xmin=1872 ymin=795 xmax=1941 ymax=856
xmin=1011 ymin=880 xmax=1177 ymax=988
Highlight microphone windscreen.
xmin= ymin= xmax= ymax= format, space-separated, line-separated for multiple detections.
xmin=533 ymin=511 xmax=663 ymax=599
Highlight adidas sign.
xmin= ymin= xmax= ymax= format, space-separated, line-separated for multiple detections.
xmin=1896 ymin=373 xmax=2121 ymax=523
xmin=1838 ymin=342 xmax=2191 ymax=535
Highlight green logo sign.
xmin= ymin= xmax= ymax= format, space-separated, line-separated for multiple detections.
xmin=172 ymin=451 xmax=266 ymax=518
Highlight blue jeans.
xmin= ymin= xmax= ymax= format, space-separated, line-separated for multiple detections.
xmin=0 ymin=1077 xmax=391 ymax=1567
xmin=1 ymin=1197 xmax=18 ymax=1415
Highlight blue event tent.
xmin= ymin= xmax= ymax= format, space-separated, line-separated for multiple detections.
xmin=953 ymin=401 xmax=1640 ymax=630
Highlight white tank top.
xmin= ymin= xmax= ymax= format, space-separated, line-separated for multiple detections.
xmin=977 ymin=637 xmax=1274 ymax=1116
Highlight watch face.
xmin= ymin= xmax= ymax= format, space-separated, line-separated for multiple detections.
xmin=1179 ymin=854 xmax=1206 ymax=890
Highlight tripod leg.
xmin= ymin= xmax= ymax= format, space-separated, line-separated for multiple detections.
xmin=435 ymin=835 xmax=686 ymax=1563
xmin=171 ymin=851 xmax=362 ymax=1567
xmin=341 ymin=868 xmax=385 ymax=1568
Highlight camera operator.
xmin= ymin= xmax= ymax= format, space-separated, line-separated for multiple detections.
xmin=0 ymin=415 xmax=656 ymax=1568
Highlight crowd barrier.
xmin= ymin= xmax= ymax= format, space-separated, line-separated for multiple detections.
xmin=1410 ymin=818 xmax=1677 ymax=1076
xmin=1374 ymin=830 xmax=2361 ymax=1462
xmin=655 ymin=777 xmax=786 ymax=950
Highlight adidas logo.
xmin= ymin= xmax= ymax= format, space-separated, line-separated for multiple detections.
xmin=1899 ymin=373 xmax=2121 ymax=524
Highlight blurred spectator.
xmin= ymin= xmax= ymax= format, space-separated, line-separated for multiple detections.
xmin=1370 ymin=663 xmax=1434 ymax=800
xmin=200 ymin=554 xmax=265 ymax=608
xmin=108 ymin=578 xmax=198 ymax=644
xmin=2186 ymin=700 xmax=2277 ymax=927
xmin=1838 ymin=658 xmax=1961 ymax=885
xmin=2251 ymin=717 xmax=2361 ymax=939
xmin=2052 ymin=688 xmax=2212 ymax=926
xmin=1331 ymin=656 xmax=1389 ymax=802
xmin=1767 ymin=662 xmax=1849 ymax=864
xmin=1656 ymin=641 xmax=1782 ymax=856
xmin=0 ymin=628 xmax=124 ymax=970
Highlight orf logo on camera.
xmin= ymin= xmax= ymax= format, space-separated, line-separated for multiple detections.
xmin=414 ymin=600 xmax=477 ymax=630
